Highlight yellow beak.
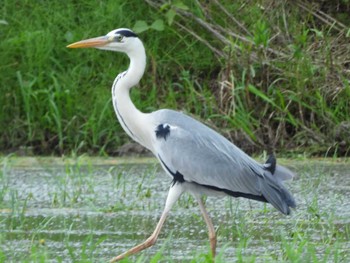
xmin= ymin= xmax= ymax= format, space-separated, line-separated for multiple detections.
xmin=66 ymin=36 xmax=110 ymax=48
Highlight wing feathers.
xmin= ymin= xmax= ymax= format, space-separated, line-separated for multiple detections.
xmin=260 ymin=174 xmax=296 ymax=214
xmin=153 ymin=109 xmax=296 ymax=214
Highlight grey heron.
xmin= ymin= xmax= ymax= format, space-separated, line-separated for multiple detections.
xmin=67 ymin=28 xmax=296 ymax=262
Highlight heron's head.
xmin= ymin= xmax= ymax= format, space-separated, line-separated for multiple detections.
xmin=67 ymin=28 xmax=141 ymax=53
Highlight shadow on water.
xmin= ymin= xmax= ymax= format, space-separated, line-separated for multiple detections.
xmin=0 ymin=157 xmax=349 ymax=262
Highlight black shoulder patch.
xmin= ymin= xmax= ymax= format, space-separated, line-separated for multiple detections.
xmin=264 ymin=154 xmax=276 ymax=174
xmin=116 ymin=30 xmax=138 ymax=38
xmin=155 ymin=124 xmax=170 ymax=141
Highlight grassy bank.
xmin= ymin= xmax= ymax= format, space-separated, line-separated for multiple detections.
xmin=1 ymin=0 xmax=350 ymax=156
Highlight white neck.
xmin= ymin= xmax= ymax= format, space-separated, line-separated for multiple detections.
xmin=111 ymin=40 xmax=153 ymax=150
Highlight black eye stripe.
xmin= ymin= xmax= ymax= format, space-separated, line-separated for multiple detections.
xmin=115 ymin=30 xmax=138 ymax=38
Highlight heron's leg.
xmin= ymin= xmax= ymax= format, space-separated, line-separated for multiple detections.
xmin=196 ymin=197 xmax=217 ymax=258
xmin=110 ymin=183 xmax=184 ymax=262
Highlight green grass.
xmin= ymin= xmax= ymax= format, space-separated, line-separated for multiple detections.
xmin=1 ymin=1 xmax=350 ymax=156
xmin=0 ymin=156 xmax=349 ymax=262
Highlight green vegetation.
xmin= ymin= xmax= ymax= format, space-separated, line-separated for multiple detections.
xmin=0 ymin=157 xmax=349 ymax=262
xmin=1 ymin=1 xmax=350 ymax=156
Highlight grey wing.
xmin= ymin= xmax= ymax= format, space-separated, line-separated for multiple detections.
xmin=155 ymin=121 xmax=264 ymax=195
xmin=153 ymin=110 xmax=296 ymax=214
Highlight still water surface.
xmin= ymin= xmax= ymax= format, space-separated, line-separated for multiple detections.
xmin=0 ymin=158 xmax=349 ymax=262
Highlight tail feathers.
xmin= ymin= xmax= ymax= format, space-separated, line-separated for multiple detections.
xmin=260 ymin=175 xmax=296 ymax=215
xmin=263 ymin=154 xmax=295 ymax=182
xmin=274 ymin=165 xmax=295 ymax=182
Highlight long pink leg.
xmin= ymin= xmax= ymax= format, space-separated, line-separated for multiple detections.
xmin=110 ymin=183 xmax=184 ymax=262
xmin=196 ymin=197 xmax=217 ymax=258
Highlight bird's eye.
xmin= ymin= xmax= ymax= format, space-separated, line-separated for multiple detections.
xmin=114 ymin=35 xmax=124 ymax=42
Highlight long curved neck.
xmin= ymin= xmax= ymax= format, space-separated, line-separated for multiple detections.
xmin=112 ymin=41 xmax=152 ymax=150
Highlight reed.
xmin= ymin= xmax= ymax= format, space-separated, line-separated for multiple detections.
xmin=1 ymin=0 xmax=349 ymax=156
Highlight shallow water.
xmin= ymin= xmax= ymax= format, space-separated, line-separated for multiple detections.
xmin=0 ymin=158 xmax=349 ymax=262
